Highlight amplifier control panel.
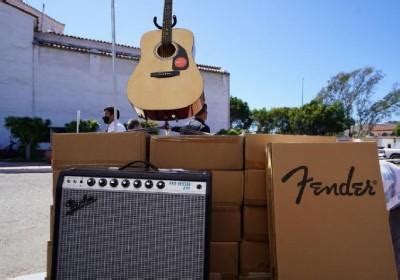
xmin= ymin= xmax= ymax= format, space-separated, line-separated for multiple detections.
xmin=63 ymin=176 xmax=207 ymax=194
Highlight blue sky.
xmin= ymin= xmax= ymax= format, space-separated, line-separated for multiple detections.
xmin=26 ymin=0 xmax=400 ymax=113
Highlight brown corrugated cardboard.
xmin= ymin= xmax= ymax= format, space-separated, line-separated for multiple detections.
xmin=240 ymin=241 xmax=270 ymax=274
xmin=52 ymin=132 xmax=148 ymax=169
xmin=51 ymin=132 xmax=149 ymax=196
xmin=149 ymin=135 xmax=243 ymax=170
xmin=213 ymin=171 xmax=243 ymax=207
xmin=268 ymin=142 xmax=397 ymax=280
xmin=245 ymin=134 xmax=336 ymax=169
xmin=210 ymin=242 xmax=239 ymax=275
xmin=212 ymin=206 xmax=241 ymax=242
xmin=50 ymin=205 xmax=54 ymax=240
xmin=49 ymin=132 xmax=242 ymax=276
xmin=243 ymin=206 xmax=268 ymax=242
xmin=239 ymin=273 xmax=272 ymax=280
xmin=51 ymin=171 xmax=61 ymax=200
xmin=46 ymin=241 xmax=52 ymax=279
xmin=209 ymin=273 xmax=239 ymax=280
xmin=244 ymin=170 xmax=267 ymax=206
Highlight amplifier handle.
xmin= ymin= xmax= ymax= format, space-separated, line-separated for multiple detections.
xmin=119 ymin=160 xmax=159 ymax=171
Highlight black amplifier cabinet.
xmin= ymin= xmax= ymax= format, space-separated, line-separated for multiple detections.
xmin=52 ymin=167 xmax=211 ymax=280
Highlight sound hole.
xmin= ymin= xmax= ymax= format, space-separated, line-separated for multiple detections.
xmin=157 ymin=43 xmax=176 ymax=58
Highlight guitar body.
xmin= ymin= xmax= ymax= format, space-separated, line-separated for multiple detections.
xmin=127 ymin=28 xmax=204 ymax=120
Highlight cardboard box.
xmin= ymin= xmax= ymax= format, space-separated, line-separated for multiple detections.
xmin=244 ymin=170 xmax=267 ymax=206
xmin=212 ymin=206 xmax=242 ymax=242
xmin=51 ymin=132 xmax=149 ymax=195
xmin=213 ymin=171 xmax=243 ymax=207
xmin=210 ymin=242 xmax=239 ymax=275
xmin=267 ymin=142 xmax=397 ymax=280
xmin=210 ymin=273 xmax=239 ymax=280
xmin=245 ymin=134 xmax=336 ymax=169
xmin=243 ymin=206 xmax=268 ymax=242
xmin=46 ymin=241 xmax=52 ymax=279
xmin=239 ymin=273 xmax=272 ymax=280
xmin=50 ymin=205 xmax=54 ymax=240
xmin=240 ymin=241 xmax=270 ymax=274
xmin=52 ymin=132 xmax=148 ymax=169
xmin=150 ymin=135 xmax=244 ymax=170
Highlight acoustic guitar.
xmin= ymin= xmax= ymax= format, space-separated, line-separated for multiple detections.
xmin=127 ymin=0 xmax=204 ymax=121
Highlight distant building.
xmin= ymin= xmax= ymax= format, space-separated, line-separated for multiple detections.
xmin=355 ymin=137 xmax=400 ymax=149
xmin=352 ymin=122 xmax=400 ymax=149
xmin=0 ymin=0 xmax=230 ymax=147
xmin=369 ymin=123 xmax=398 ymax=137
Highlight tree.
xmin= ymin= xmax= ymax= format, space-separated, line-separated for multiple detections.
xmin=139 ymin=120 xmax=159 ymax=134
xmin=251 ymin=101 xmax=352 ymax=135
xmin=216 ymin=128 xmax=242 ymax=135
xmin=65 ymin=120 xmax=99 ymax=133
xmin=251 ymin=108 xmax=274 ymax=133
xmin=230 ymin=96 xmax=252 ymax=129
xmin=252 ymin=107 xmax=295 ymax=134
xmin=316 ymin=67 xmax=400 ymax=136
xmin=292 ymin=100 xmax=353 ymax=135
xmin=395 ymin=123 xmax=400 ymax=136
xmin=5 ymin=116 xmax=51 ymax=160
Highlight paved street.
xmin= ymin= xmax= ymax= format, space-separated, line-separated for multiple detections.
xmin=0 ymin=172 xmax=52 ymax=279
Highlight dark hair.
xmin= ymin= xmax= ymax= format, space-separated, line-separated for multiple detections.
xmin=104 ymin=106 xmax=120 ymax=119
xmin=127 ymin=119 xmax=140 ymax=130
xmin=196 ymin=104 xmax=207 ymax=116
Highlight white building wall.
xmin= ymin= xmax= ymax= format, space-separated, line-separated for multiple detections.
xmin=7 ymin=0 xmax=65 ymax=33
xmin=33 ymin=46 xmax=229 ymax=133
xmin=33 ymin=45 xmax=139 ymax=132
xmin=0 ymin=2 xmax=230 ymax=148
xmin=35 ymin=32 xmax=140 ymax=57
xmin=0 ymin=2 xmax=35 ymax=147
xmin=377 ymin=137 xmax=400 ymax=149
xmin=202 ymin=71 xmax=230 ymax=132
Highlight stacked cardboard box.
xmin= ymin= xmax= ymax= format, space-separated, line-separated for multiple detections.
xmin=47 ymin=133 xmax=398 ymax=279
xmin=266 ymin=142 xmax=397 ymax=279
xmin=149 ymin=135 xmax=244 ymax=278
xmin=241 ymin=134 xmax=336 ymax=277
xmin=47 ymin=132 xmax=149 ymax=279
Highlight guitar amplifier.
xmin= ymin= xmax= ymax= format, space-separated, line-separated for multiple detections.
xmin=52 ymin=166 xmax=211 ymax=279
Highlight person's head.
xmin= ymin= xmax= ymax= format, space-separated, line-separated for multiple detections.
xmin=195 ymin=103 xmax=208 ymax=121
xmin=103 ymin=107 xmax=120 ymax=124
xmin=127 ymin=119 xmax=141 ymax=130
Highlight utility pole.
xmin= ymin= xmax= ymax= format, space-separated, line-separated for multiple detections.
xmin=111 ymin=0 xmax=118 ymax=131
xmin=301 ymin=78 xmax=304 ymax=106
xmin=41 ymin=3 xmax=45 ymax=31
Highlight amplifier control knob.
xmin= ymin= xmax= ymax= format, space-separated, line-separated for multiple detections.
xmin=133 ymin=180 xmax=142 ymax=188
xmin=99 ymin=178 xmax=107 ymax=187
xmin=145 ymin=180 xmax=153 ymax=189
xmin=121 ymin=179 xmax=130 ymax=188
xmin=156 ymin=181 xmax=165 ymax=189
xmin=87 ymin=178 xmax=96 ymax=187
xmin=110 ymin=178 xmax=118 ymax=187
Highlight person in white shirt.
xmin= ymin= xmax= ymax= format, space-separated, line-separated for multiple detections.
xmin=380 ymin=160 xmax=400 ymax=210
xmin=380 ymin=160 xmax=400 ymax=277
xmin=102 ymin=106 xmax=126 ymax=132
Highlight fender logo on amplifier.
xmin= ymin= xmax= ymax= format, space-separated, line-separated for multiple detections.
xmin=65 ymin=195 xmax=97 ymax=216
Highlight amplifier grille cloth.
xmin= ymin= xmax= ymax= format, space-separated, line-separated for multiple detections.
xmin=56 ymin=189 xmax=206 ymax=279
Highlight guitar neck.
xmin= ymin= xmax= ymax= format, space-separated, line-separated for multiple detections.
xmin=161 ymin=0 xmax=173 ymax=45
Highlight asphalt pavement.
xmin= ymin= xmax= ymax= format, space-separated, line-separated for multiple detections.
xmin=0 ymin=164 xmax=52 ymax=279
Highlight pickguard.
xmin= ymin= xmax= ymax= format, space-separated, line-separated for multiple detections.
xmin=172 ymin=44 xmax=189 ymax=70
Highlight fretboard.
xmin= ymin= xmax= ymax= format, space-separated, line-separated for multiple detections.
xmin=161 ymin=0 xmax=173 ymax=45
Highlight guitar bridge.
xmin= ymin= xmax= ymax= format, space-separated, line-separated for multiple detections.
xmin=150 ymin=70 xmax=180 ymax=78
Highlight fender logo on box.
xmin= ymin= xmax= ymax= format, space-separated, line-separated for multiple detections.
xmin=281 ymin=165 xmax=377 ymax=204
xmin=268 ymin=142 xmax=397 ymax=280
